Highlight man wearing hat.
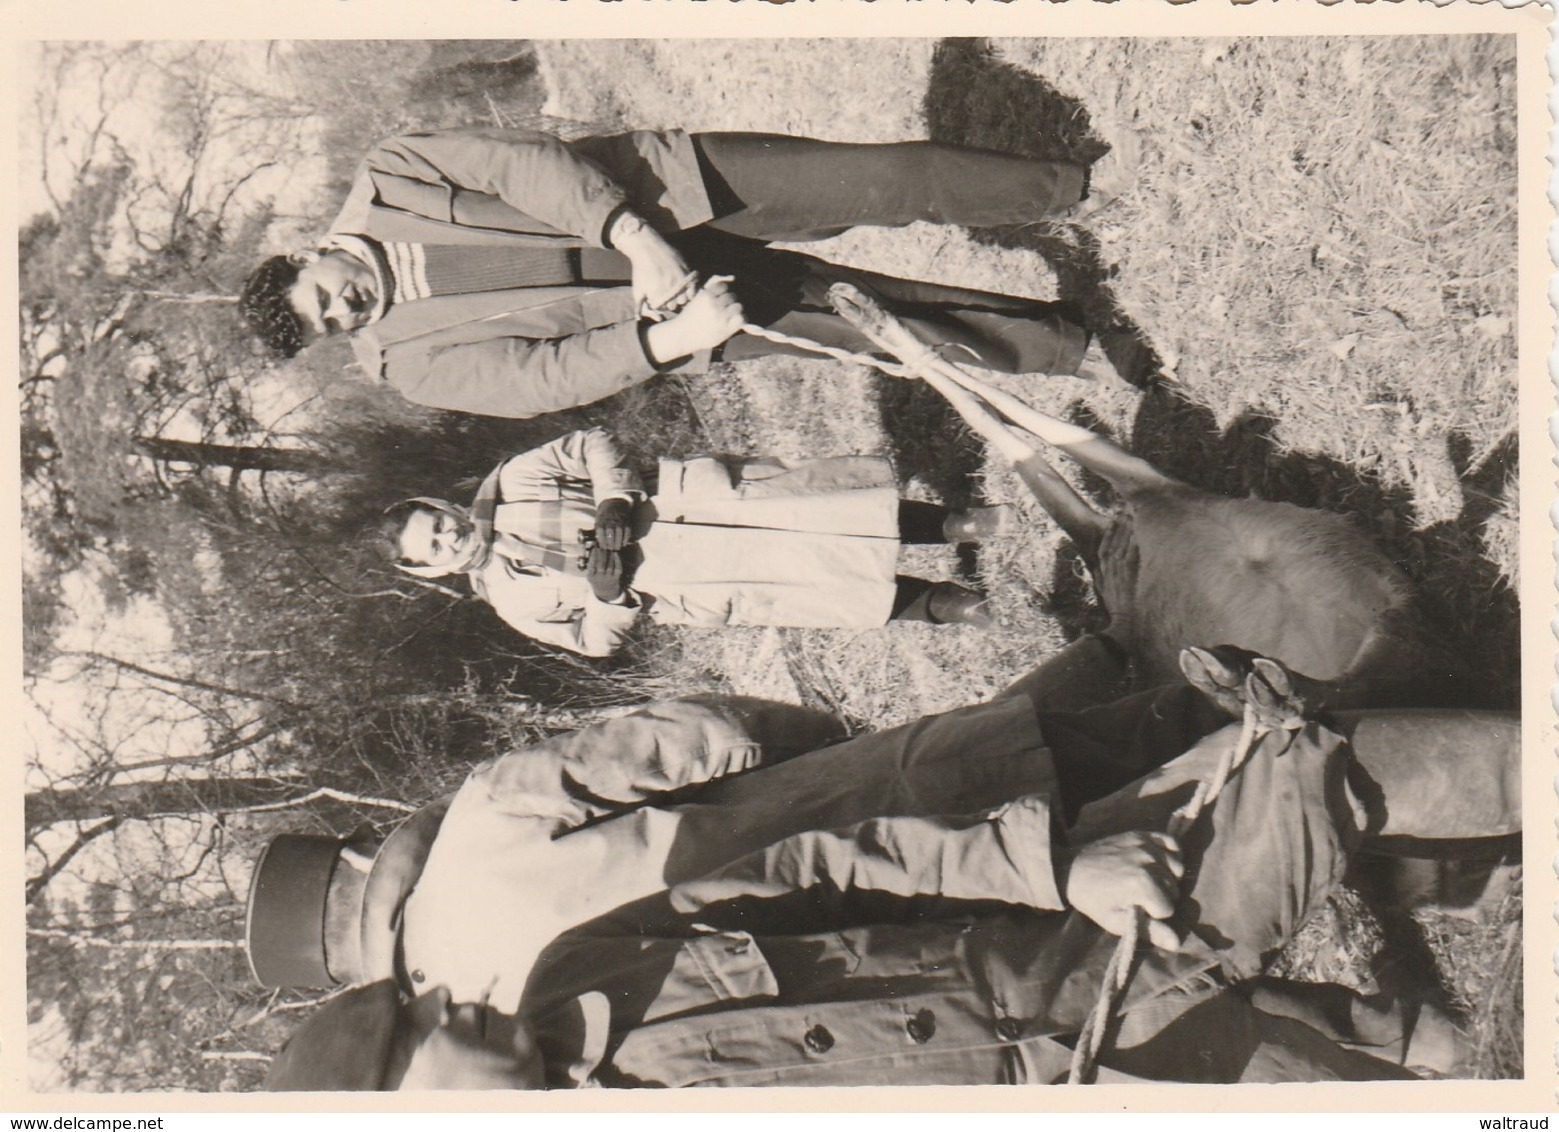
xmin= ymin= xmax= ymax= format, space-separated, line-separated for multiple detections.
xmin=262 ymin=655 xmax=1511 ymax=1088
xmin=385 ymin=426 xmax=1004 ymax=656
xmin=246 ymin=694 xmax=848 ymax=998
xmin=249 ymin=647 xmax=1518 ymax=1086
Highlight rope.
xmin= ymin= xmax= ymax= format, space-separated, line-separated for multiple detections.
xmin=643 ymin=271 xmax=917 ymax=377
xmin=1066 ymin=704 xmax=1264 ymax=1085
xmin=737 ymin=322 xmax=917 ymax=378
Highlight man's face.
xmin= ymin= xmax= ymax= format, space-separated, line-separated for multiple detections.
xmin=399 ymin=509 xmax=472 ymax=569
xmin=286 ymin=249 xmax=379 ymax=344
xmin=392 ymin=988 xmax=546 ymax=1091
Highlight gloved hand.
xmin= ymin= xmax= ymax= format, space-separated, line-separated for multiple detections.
xmin=585 ymin=547 xmax=625 ymax=602
xmin=593 ymin=498 xmax=634 ymax=551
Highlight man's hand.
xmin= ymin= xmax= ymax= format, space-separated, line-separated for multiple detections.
xmin=609 ymin=210 xmax=697 ymax=317
xmin=1094 ymin=514 xmax=1138 ymax=641
xmin=1056 ymin=831 xmax=1183 ymax=951
xmin=585 ymin=546 xmax=625 ymax=602
xmin=593 ymin=498 xmax=634 ymax=551
xmin=644 ymin=276 xmax=746 ymax=364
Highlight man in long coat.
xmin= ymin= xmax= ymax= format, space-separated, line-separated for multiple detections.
xmin=248 ymin=658 xmax=1518 ymax=1085
xmin=238 ymin=127 xmax=1136 ymax=418
xmin=387 ymin=427 xmax=999 ymax=656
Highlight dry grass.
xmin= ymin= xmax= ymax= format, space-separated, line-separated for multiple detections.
xmin=528 ymin=36 xmax=1521 ymax=1077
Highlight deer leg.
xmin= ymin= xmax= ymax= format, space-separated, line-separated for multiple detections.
xmin=941 ymin=360 xmax=1176 ymax=496
xmin=1322 ymin=616 xmax=1465 ymax=712
xmin=1013 ymin=452 xmax=1108 ymax=565
xmin=828 ymin=281 xmax=1111 ymax=547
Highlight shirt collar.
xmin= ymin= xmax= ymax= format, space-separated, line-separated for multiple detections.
xmin=323 ymin=233 xmax=392 ymax=325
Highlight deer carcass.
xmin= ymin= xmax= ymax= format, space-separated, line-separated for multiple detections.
xmin=830 ymin=282 xmax=1450 ymax=710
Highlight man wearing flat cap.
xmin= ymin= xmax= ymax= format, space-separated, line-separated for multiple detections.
xmin=250 ymin=650 xmax=1518 ymax=1087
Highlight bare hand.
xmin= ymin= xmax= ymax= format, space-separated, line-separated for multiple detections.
xmin=1057 ymin=831 xmax=1183 ymax=951
xmin=1094 ymin=513 xmax=1138 ymax=637
xmin=675 ymin=277 xmax=745 ymax=346
xmin=593 ymin=498 xmax=633 ymax=551
xmin=585 ymin=546 xmax=625 ymax=602
xmin=611 ymin=211 xmax=696 ymax=317
xmin=644 ymin=276 xmax=745 ymax=363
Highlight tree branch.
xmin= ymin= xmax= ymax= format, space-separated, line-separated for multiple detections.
xmin=225 ymin=786 xmax=417 ymax=817
xmin=25 ymin=817 xmax=121 ymax=903
xmin=57 ymin=651 xmax=298 ymax=708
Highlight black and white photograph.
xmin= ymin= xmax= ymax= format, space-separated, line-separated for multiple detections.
xmin=12 ymin=5 xmax=1551 ymax=1111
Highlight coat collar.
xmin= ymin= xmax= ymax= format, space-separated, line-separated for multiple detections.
xmin=358 ymin=798 xmax=451 ymax=984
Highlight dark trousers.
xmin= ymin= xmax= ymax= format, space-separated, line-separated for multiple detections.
xmin=693 ymin=132 xmax=1087 ymax=239
xmin=675 ymin=133 xmax=1091 ymax=376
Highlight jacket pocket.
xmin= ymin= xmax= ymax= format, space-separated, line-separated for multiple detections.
xmin=370 ymin=169 xmax=455 ymax=223
xmin=644 ymin=932 xmax=779 ymax=1022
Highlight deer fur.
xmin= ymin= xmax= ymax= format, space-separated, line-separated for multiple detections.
xmin=829 ymin=282 xmax=1448 ymax=708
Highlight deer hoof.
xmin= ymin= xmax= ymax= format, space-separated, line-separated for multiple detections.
xmin=1243 ymin=659 xmax=1308 ymax=732
xmin=1179 ymin=645 xmax=1246 ymax=718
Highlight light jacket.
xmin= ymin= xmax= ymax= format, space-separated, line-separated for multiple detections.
xmin=463 ymin=428 xmax=643 ymax=657
xmin=330 ymin=128 xmax=715 ymax=418
xmin=464 ymin=429 xmax=901 ymax=656
xmin=357 ymin=692 xmax=1061 ymax=1016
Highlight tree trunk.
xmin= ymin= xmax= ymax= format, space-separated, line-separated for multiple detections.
xmin=133 ymin=436 xmax=335 ymax=475
xmin=27 ymin=778 xmax=416 ymax=833
xmin=26 ymin=776 xmax=301 ymax=831
xmin=26 ymin=928 xmax=245 ymax=950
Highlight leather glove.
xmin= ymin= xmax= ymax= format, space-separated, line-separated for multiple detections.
xmin=585 ymin=546 xmax=625 ymax=602
xmin=593 ymin=498 xmax=634 ymax=551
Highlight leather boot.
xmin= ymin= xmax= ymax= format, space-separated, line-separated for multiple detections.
xmin=941 ymin=504 xmax=1015 ymax=544
xmin=1073 ymin=338 xmax=1130 ymax=389
xmin=894 ymin=581 xmax=995 ymax=629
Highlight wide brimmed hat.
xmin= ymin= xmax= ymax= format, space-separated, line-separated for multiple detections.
xmin=246 ymin=833 xmax=347 ymax=990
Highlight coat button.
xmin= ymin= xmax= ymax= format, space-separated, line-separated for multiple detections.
xmin=994 ymin=1016 xmax=1023 ymax=1042
xmin=803 ymin=1024 xmax=835 ymax=1053
xmin=409 ymin=969 xmax=426 ymax=985
xmin=906 ymin=1009 xmax=936 ymax=1044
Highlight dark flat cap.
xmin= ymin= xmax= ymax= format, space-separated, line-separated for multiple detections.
xmin=246 ymin=833 xmax=346 ymax=990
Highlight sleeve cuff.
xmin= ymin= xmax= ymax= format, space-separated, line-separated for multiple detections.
xmin=594 ymin=467 xmax=645 ymax=500
xmin=600 ymin=203 xmax=635 ymax=249
xmin=636 ymin=320 xmax=674 ymax=372
xmin=993 ymin=795 xmax=1065 ymax=911
xmin=597 ymin=489 xmax=646 ymax=505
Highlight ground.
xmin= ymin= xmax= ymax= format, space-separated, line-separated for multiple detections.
xmin=528 ymin=35 xmax=1521 ymax=1077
